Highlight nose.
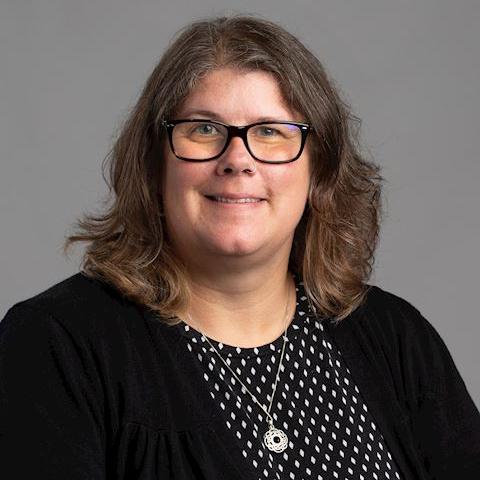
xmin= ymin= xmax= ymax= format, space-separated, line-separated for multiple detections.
xmin=215 ymin=136 xmax=257 ymax=175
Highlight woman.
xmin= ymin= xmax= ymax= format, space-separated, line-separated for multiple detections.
xmin=1 ymin=15 xmax=479 ymax=480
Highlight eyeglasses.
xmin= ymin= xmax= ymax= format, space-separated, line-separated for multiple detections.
xmin=162 ymin=119 xmax=311 ymax=164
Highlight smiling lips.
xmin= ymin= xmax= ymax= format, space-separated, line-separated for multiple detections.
xmin=205 ymin=193 xmax=266 ymax=204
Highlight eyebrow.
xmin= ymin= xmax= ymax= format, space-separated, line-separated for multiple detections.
xmin=176 ymin=109 xmax=294 ymax=124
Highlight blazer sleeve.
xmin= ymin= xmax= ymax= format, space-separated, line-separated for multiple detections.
xmin=0 ymin=303 xmax=106 ymax=479
xmin=398 ymin=302 xmax=480 ymax=479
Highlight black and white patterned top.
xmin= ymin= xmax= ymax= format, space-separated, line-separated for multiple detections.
xmin=176 ymin=279 xmax=403 ymax=480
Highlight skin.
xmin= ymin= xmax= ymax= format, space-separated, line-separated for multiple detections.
xmin=162 ymin=67 xmax=311 ymax=347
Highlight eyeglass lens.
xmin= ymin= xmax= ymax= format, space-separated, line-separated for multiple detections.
xmin=171 ymin=121 xmax=303 ymax=162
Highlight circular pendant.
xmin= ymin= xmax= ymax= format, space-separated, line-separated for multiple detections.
xmin=263 ymin=425 xmax=288 ymax=453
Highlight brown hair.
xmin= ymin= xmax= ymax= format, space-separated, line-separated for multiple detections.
xmin=64 ymin=15 xmax=384 ymax=324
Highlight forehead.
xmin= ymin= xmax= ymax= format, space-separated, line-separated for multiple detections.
xmin=175 ymin=67 xmax=301 ymax=123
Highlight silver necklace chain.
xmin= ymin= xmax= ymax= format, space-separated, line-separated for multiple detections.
xmin=186 ymin=280 xmax=294 ymax=453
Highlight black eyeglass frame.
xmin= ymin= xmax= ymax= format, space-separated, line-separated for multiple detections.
xmin=161 ymin=118 xmax=312 ymax=164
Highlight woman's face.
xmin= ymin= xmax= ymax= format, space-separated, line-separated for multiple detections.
xmin=161 ymin=67 xmax=311 ymax=267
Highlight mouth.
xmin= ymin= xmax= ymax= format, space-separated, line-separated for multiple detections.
xmin=205 ymin=195 xmax=265 ymax=204
xmin=204 ymin=191 xmax=267 ymax=204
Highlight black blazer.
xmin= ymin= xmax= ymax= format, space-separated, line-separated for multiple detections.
xmin=1 ymin=272 xmax=479 ymax=479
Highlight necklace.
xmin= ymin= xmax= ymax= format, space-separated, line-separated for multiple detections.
xmin=186 ymin=279 xmax=293 ymax=453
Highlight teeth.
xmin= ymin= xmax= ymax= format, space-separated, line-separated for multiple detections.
xmin=213 ymin=196 xmax=262 ymax=204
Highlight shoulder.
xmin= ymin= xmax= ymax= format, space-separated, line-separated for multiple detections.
xmin=348 ymin=283 xmax=440 ymax=342
xmin=360 ymin=283 xmax=422 ymax=320
xmin=327 ymin=283 xmax=451 ymax=370
xmin=0 ymin=272 xmax=142 ymax=347
xmin=330 ymin=284 xmax=461 ymax=397
xmin=360 ymin=284 xmax=453 ymax=364
xmin=6 ymin=271 xmax=130 ymax=315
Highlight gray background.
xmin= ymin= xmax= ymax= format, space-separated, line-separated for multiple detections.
xmin=1 ymin=0 xmax=479 ymax=407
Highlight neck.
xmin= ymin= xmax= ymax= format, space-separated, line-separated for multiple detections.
xmin=182 ymin=263 xmax=296 ymax=349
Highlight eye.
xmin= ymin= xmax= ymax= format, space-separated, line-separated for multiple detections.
xmin=257 ymin=126 xmax=279 ymax=137
xmin=193 ymin=123 xmax=220 ymax=135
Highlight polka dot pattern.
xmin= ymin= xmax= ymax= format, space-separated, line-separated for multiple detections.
xmin=177 ymin=281 xmax=402 ymax=479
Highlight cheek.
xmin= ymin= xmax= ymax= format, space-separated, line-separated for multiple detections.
xmin=273 ymin=160 xmax=310 ymax=208
xmin=162 ymin=160 xmax=217 ymax=228
xmin=162 ymin=157 xmax=201 ymax=203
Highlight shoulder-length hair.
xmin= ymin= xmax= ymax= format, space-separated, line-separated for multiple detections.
xmin=64 ymin=15 xmax=384 ymax=325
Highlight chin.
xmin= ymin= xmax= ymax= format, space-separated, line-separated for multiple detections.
xmin=204 ymin=235 xmax=264 ymax=258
